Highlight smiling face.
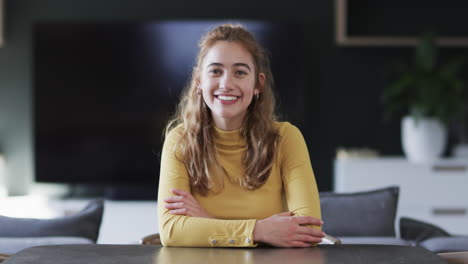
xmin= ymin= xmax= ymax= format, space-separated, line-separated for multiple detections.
xmin=199 ymin=41 xmax=264 ymax=131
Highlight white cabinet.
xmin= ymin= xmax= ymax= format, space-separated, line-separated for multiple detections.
xmin=334 ymin=157 xmax=468 ymax=235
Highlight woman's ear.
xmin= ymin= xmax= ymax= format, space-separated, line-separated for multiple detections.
xmin=256 ymin=73 xmax=266 ymax=95
xmin=195 ymin=74 xmax=201 ymax=90
xmin=258 ymin=73 xmax=265 ymax=87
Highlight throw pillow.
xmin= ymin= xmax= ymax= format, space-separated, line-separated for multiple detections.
xmin=0 ymin=199 xmax=104 ymax=242
xmin=400 ymin=217 xmax=450 ymax=242
xmin=320 ymin=186 xmax=399 ymax=237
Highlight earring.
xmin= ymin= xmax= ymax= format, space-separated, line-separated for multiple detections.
xmin=197 ymin=88 xmax=201 ymax=94
xmin=255 ymin=93 xmax=260 ymax=100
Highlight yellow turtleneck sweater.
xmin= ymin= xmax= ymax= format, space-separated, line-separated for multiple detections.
xmin=157 ymin=122 xmax=321 ymax=247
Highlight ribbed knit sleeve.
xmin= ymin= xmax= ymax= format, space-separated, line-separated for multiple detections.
xmin=279 ymin=123 xmax=322 ymax=230
xmin=157 ymin=127 xmax=257 ymax=247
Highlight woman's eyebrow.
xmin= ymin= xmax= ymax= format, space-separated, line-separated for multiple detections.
xmin=207 ymin=62 xmax=224 ymax=68
xmin=233 ymin=63 xmax=251 ymax=71
xmin=206 ymin=62 xmax=251 ymax=71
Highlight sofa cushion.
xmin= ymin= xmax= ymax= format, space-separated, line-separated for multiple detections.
xmin=320 ymin=186 xmax=399 ymax=237
xmin=338 ymin=236 xmax=413 ymax=246
xmin=420 ymin=236 xmax=468 ymax=253
xmin=0 ymin=236 xmax=94 ymax=255
xmin=400 ymin=217 xmax=450 ymax=242
xmin=0 ymin=199 xmax=103 ymax=242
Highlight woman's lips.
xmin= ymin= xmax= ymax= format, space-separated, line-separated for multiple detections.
xmin=216 ymin=95 xmax=240 ymax=105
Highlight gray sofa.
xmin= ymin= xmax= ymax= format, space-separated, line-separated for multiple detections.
xmin=0 ymin=199 xmax=104 ymax=255
xmin=321 ymin=186 xmax=468 ymax=253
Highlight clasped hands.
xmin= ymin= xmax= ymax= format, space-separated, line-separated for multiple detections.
xmin=164 ymin=188 xmax=325 ymax=247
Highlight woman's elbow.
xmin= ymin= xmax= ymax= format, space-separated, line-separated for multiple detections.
xmin=159 ymin=231 xmax=172 ymax=247
xmin=159 ymin=223 xmax=176 ymax=247
xmin=159 ymin=223 xmax=186 ymax=247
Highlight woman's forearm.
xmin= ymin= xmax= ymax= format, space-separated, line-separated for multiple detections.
xmin=158 ymin=212 xmax=257 ymax=247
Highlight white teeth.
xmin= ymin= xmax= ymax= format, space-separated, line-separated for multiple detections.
xmin=217 ymin=95 xmax=238 ymax=101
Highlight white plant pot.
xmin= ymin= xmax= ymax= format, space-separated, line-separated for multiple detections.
xmin=401 ymin=116 xmax=447 ymax=164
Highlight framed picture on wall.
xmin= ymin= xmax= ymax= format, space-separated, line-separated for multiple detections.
xmin=335 ymin=0 xmax=468 ymax=47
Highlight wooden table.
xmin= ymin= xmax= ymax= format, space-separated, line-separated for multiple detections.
xmin=439 ymin=251 xmax=468 ymax=264
xmin=3 ymin=244 xmax=447 ymax=264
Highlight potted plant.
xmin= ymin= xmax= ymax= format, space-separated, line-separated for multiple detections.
xmin=383 ymin=33 xmax=465 ymax=163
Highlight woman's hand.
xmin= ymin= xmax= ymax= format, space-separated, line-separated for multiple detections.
xmin=164 ymin=189 xmax=214 ymax=218
xmin=253 ymin=212 xmax=325 ymax=247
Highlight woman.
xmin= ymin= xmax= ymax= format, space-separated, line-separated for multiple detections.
xmin=158 ymin=24 xmax=324 ymax=247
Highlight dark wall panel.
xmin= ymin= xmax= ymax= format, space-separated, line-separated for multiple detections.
xmin=2 ymin=0 xmax=467 ymax=192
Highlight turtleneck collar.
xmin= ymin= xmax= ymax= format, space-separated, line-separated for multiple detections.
xmin=213 ymin=125 xmax=245 ymax=147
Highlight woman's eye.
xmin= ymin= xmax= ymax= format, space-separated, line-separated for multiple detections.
xmin=236 ymin=70 xmax=247 ymax=76
xmin=209 ymin=69 xmax=222 ymax=75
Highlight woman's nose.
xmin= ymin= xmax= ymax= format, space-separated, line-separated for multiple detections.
xmin=219 ymin=74 xmax=234 ymax=90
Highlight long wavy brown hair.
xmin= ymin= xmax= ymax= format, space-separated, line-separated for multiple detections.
xmin=165 ymin=24 xmax=280 ymax=195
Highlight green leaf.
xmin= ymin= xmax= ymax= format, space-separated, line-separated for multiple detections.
xmin=415 ymin=32 xmax=437 ymax=71
xmin=440 ymin=57 xmax=464 ymax=79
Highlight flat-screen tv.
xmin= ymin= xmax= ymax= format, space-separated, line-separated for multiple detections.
xmin=33 ymin=20 xmax=307 ymax=199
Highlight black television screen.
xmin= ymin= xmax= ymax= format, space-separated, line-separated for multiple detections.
xmin=33 ymin=20 xmax=307 ymax=197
